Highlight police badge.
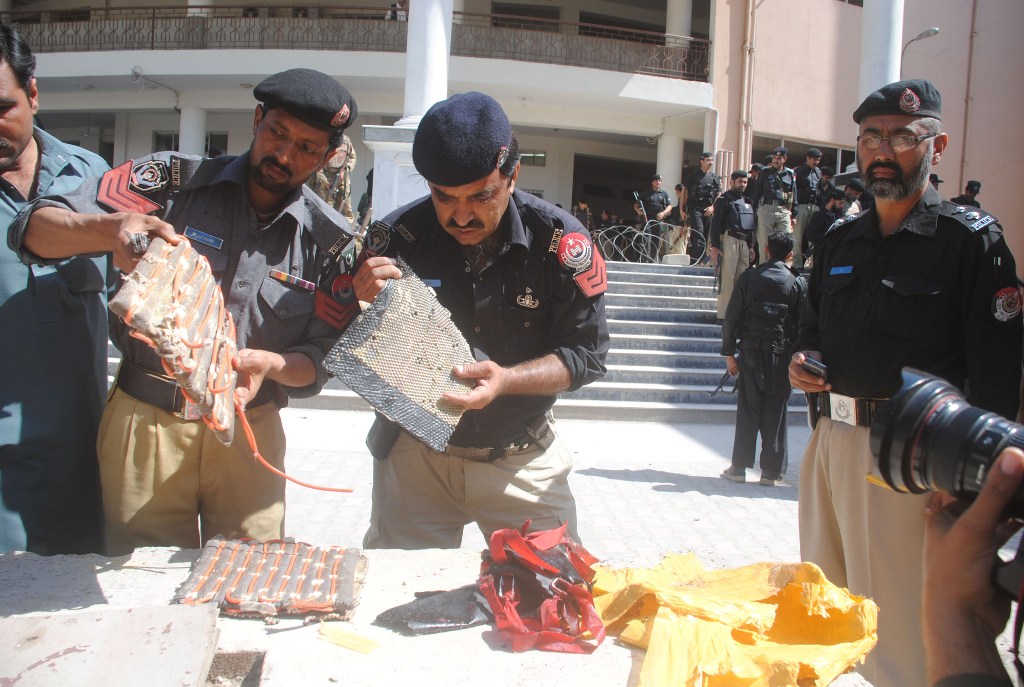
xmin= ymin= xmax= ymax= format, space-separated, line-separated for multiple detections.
xmin=130 ymin=160 xmax=171 ymax=193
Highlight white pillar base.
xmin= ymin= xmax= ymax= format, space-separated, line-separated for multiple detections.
xmin=363 ymin=125 xmax=429 ymax=221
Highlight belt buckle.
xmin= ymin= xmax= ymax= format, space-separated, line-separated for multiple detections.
xmin=829 ymin=393 xmax=857 ymax=427
xmin=175 ymin=394 xmax=203 ymax=421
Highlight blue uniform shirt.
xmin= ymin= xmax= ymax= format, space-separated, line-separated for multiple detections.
xmin=0 ymin=127 xmax=109 ymax=554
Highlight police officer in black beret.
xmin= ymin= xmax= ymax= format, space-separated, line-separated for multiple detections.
xmin=792 ymin=147 xmax=823 ymax=267
xmin=352 ymin=91 xmax=609 ymax=549
xmin=789 ymin=78 xmax=1021 ymax=687
xmin=749 ymin=146 xmax=796 ymax=264
xmin=952 ymin=179 xmax=982 ymax=208
xmin=10 ymin=68 xmax=359 ymax=554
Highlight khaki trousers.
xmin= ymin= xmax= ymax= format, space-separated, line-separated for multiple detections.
xmin=799 ymin=418 xmax=929 ymax=687
xmin=715 ymin=233 xmax=750 ymax=319
xmin=98 ymin=387 xmax=287 ymax=555
xmin=363 ymin=430 xmax=578 ymax=549
xmin=793 ymin=203 xmax=817 ymax=267
xmin=756 ymin=204 xmax=792 ymax=264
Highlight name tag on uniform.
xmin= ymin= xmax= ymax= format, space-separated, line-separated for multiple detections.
xmin=830 ymin=265 xmax=853 ymax=275
xmin=184 ymin=226 xmax=224 ymax=250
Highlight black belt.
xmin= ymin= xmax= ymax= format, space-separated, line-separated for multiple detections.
xmin=812 ymin=392 xmax=888 ymax=428
xmin=114 ymin=360 xmax=272 ymax=418
xmin=446 ymin=416 xmax=555 ymax=462
xmin=726 ymin=229 xmax=753 ymax=241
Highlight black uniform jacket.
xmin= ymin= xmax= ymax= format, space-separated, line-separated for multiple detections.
xmin=364 ymin=189 xmax=610 ymax=447
xmin=795 ymin=186 xmax=1021 ymax=418
xmin=721 ymin=259 xmax=806 ymax=357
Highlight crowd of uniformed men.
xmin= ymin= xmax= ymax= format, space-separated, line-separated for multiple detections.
xmin=0 ymin=20 xmax=1020 ymax=687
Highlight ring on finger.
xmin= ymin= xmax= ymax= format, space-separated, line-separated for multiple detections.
xmin=130 ymin=232 xmax=150 ymax=256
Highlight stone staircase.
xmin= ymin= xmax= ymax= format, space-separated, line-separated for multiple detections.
xmin=105 ymin=259 xmax=807 ymax=424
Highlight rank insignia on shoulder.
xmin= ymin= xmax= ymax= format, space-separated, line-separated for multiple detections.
xmin=992 ymin=286 xmax=1021 ymax=322
xmin=965 ymin=211 xmax=980 ymax=222
xmin=953 ymin=206 xmax=966 ymax=215
xmin=945 ymin=204 xmax=998 ymax=232
xmin=98 ymin=160 xmax=163 ymax=215
xmin=315 ymin=287 xmax=356 ymax=329
xmin=516 ymin=287 xmax=540 ymax=309
xmin=364 ymin=221 xmax=391 ymax=257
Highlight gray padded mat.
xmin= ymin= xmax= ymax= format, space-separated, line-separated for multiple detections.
xmin=323 ymin=258 xmax=474 ymax=451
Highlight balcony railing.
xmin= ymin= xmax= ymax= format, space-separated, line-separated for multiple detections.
xmin=1 ymin=5 xmax=710 ymax=82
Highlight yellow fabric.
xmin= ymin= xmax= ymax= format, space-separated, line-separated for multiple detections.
xmin=593 ymin=554 xmax=877 ymax=687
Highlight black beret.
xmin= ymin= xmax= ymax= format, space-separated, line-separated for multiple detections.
xmin=853 ymin=79 xmax=941 ymax=124
xmin=967 ymin=180 xmax=981 ymax=192
xmin=749 ymin=163 xmax=764 ymax=172
xmin=413 ymin=92 xmax=513 ymax=187
xmin=929 ymin=173 xmax=944 ymax=184
xmin=730 ymin=169 xmax=748 ymax=180
xmin=807 ymin=148 xmax=822 ymax=158
xmin=771 ymin=146 xmax=788 ymax=156
xmin=674 ymin=183 xmax=683 ymax=190
xmin=830 ymin=187 xmax=847 ymax=201
xmin=847 ymin=178 xmax=866 ymax=192
xmin=651 ymin=174 xmax=663 ymax=181
xmin=254 ymin=69 xmax=357 ymax=134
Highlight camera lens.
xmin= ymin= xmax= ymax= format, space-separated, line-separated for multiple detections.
xmin=870 ymin=367 xmax=1024 ymax=518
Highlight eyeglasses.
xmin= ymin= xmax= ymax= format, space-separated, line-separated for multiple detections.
xmin=857 ymin=132 xmax=938 ymax=152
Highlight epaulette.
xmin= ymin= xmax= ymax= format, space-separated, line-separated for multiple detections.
xmin=168 ymin=154 xmax=209 ymax=190
xmin=940 ymin=201 xmax=998 ymax=232
xmin=303 ymin=190 xmax=355 ymax=259
xmin=824 ymin=210 xmax=866 ymax=235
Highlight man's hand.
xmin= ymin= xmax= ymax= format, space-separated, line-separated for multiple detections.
xmin=233 ymin=349 xmax=285 ymax=408
xmin=111 ymin=213 xmax=179 ymax=273
xmin=708 ymin=246 xmax=721 ymax=264
xmin=923 ymin=447 xmax=1024 ymax=684
xmin=441 ymin=360 xmax=506 ymax=411
xmin=703 ymin=205 xmax=714 ymax=217
xmin=726 ymin=355 xmax=739 ymax=377
xmin=788 ymin=351 xmax=831 ymax=392
xmin=353 ymin=255 xmax=402 ymax=302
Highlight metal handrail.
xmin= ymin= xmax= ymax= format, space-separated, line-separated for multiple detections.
xmin=1 ymin=5 xmax=710 ymax=81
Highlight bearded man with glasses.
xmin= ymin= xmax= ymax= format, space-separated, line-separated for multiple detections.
xmin=788 ymin=79 xmax=1022 ymax=687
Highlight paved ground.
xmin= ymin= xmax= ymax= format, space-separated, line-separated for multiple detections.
xmin=278 ymin=408 xmax=873 ymax=686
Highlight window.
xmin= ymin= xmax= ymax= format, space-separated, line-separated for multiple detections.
xmin=519 ymin=151 xmax=546 ymax=167
xmin=153 ymin=132 xmax=179 ymax=153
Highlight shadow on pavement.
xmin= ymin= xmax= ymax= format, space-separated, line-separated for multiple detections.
xmin=575 ymin=467 xmax=798 ymax=502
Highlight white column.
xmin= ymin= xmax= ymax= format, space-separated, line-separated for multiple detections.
xmin=113 ymin=112 xmax=129 ymax=165
xmin=178 ymin=106 xmax=207 ymax=156
xmin=666 ymin=0 xmax=692 ymax=38
xmin=656 ymin=134 xmax=684 ymax=192
xmin=397 ymin=0 xmax=453 ymax=127
xmin=858 ymin=0 xmax=903 ymax=101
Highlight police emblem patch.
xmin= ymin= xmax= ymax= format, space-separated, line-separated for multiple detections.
xmin=557 ymin=234 xmax=593 ymax=272
xmin=331 ymin=273 xmax=356 ymax=304
xmin=496 ymin=146 xmax=509 ymax=170
xmin=364 ymin=222 xmax=391 ymax=257
xmin=899 ymin=88 xmax=921 ymax=114
xmin=993 ymin=287 xmax=1021 ymax=322
xmin=130 ymin=160 xmax=170 ymax=193
xmin=331 ymin=104 xmax=351 ymax=128
xmin=516 ymin=287 xmax=540 ymax=309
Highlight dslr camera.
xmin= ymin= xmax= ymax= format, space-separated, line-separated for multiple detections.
xmin=870 ymin=367 xmax=1024 ymax=594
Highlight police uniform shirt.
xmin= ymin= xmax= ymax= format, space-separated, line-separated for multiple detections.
xmin=794 ymin=164 xmax=823 ymax=206
xmin=684 ymin=169 xmax=721 ymax=212
xmin=752 ymin=166 xmax=796 ymax=210
xmin=363 ymin=189 xmax=609 ymax=447
xmin=637 ymin=187 xmax=671 ymax=221
xmin=709 ymin=189 xmax=754 ymax=250
xmin=796 ymin=185 xmax=1021 ymax=418
xmin=9 ymin=152 xmax=353 ymax=405
xmin=0 ymin=128 xmax=110 ymax=554
xmin=721 ymin=259 xmax=806 ymax=357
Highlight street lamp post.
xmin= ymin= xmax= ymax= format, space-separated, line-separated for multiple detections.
xmin=901 ymin=27 xmax=940 ymax=77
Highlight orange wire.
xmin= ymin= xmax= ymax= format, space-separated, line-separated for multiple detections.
xmin=234 ymin=398 xmax=353 ymax=493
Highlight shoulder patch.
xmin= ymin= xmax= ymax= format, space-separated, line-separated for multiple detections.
xmin=394 ymin=222 xmax=415 ymax=243
xmin=557 ymin=233 xmax=593 ymax=272
xmin=97 ymin=160 xmax=162 ymax=215
xmin=941 ymin=202 xmax=998 ymax=232
xmin=130 ymin=160 xmax=170 ymax=193
xmin=363 ymin=221 xmax=391 ymax=257
xmin=824 ymin=212 xmax=862 ymax=235
xmin=993 ymin=287 xmax=1021 ymax=322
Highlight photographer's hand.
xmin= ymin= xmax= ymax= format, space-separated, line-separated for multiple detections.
xmin=923 ymin=447 xmax=1024 ymax=686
